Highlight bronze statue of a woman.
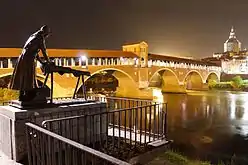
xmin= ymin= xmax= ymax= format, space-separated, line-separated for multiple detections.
xmin=9 ymin=25 xmax=51 ymax=101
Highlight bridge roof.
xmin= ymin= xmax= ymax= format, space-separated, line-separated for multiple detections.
xmin=0 ymin=48 xmax=139 ymax=58
xmin=148 ymin=53 xmax=219 ymax=66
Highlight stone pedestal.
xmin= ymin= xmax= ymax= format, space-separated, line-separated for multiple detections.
xmin=0 ymin=99 xmax=107 ymax=162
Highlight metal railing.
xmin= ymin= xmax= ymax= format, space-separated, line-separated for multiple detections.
xmin=1 ymin=95 xmax=153 ymax=108
xmin=5 ymin=96 xmax=166 ymax=163
xmin=26 ymin=122 xmax=131 ymax=165
xmin=28 ymin=96 xmax=156 ymax=126
xmin=41 ymin=102 xmax=167 ymax=160
xmin=87 ymin=95 xmax=154 ymax=109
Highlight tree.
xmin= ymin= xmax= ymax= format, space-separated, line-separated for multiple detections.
xmin=208 ymin=79 xmax=217 ymax=88
xmin=231 ymin=76 xmax=243 ymax=89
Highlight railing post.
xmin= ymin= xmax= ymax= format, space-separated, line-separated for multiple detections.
xmin=26 ymin=125 xmax=32 ymax=165
xmin=164 ymin=103 xmax=168 ymax=139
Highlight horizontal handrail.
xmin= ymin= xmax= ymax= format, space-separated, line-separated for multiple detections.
xmin=41 ymin=103 xmax=166 ymax=127
xmin=104 ymin=96 xmax=154 ymax=102
xmin=26 ymin=122 xmax=131 ymax=165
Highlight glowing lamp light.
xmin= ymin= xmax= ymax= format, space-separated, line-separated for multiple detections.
xmin=81 ymin=55 xmax=87 ymax=61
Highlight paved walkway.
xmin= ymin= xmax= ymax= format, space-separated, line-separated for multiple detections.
xmin=0 ymin=151 xmax=22 ymax=165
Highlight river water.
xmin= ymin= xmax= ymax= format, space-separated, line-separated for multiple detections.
xmin=161 ymin=91 xmax=248 ymax=164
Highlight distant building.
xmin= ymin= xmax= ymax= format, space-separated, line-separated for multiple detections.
xmin=204 ymin=27 xmax=248 ymax=76
xmin=224 ymin=26 xmax=241 ymax=53
xmin=122 ymin=41 xmax=149 ymax=67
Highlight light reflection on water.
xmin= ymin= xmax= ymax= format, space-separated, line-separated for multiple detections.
xmin=155 ymin=91 xmax=248 ymax=163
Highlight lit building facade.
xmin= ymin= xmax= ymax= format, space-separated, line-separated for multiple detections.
xmin=122 ymin=41 xmax=149 ymax=67
xmin=210 ymin=27 xmax=248 ymax=74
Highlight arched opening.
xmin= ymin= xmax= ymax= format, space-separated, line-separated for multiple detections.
xmin=77 ymin=71 xmax=119 ymax=96
xmin=206 ymin=72 xmax=219 ymax=83
xmin=184 ymin=71 xmax=204 ymax=90
xmin=149 ymin=69 xmax=183 ymax=93
xmin=77 ymin=69 xmax=136 ymax=97
xmin=0 ymin=75 xmax=50 ymax=90
xmin=0 ymin=74 xmax=50 ymax=101
xmin=0 ymin=75 xmax=51 ymax=100
xmin=206 ymin=72 xmax=219 ymax=89
xmin=149 ymin=72 xmax=162 ymax=88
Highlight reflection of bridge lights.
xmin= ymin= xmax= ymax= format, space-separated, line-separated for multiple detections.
xmin=242 ymin=98 xmax=248 ymax=121
xmin=181 ymin=104 xmax=187 ymax=121
xmin=146 ymin=106 xmax=162 ymax=121
xmin=146 ymin=113 xmax=154 ymax=120
xmin=230 ymin=95 xmax=236 ymax=120
xmin=181 ymin=102 xmax=186 ymax=111
xmin=206 ymin=105 xmax=210 ymax=118
xmin=152 ymin=88 xmax=163 ymax=103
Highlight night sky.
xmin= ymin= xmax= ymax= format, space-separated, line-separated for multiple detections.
xmin=1 ymin=0 xmax=248 ymax=58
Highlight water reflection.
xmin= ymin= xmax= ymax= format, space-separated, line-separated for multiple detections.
xmin=158 ymin=91 xmax=248 ymax=163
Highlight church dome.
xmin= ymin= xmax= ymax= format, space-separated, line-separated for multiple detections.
xmin=224 ymin=27 xmax=241 ymax=53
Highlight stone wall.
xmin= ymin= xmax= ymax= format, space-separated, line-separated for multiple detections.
xmin=0 ymin=101 xmax=107 ymax=162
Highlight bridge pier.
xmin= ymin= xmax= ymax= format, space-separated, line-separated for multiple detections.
xmin=116 ymin=88 xmax=154 ymax=99
xmin=115 ymin=80 xmax=153 ymax=99
xmin=202 ymin=83 xmax=209 ymax=91
xmin=185 ymin=82 xmax=209 ymax=91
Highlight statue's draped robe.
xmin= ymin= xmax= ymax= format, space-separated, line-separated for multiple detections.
xmin=9 ymin=31 xmax=46 ymax=91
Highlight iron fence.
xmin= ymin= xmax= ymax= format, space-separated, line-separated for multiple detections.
xmin=1 ymin=96 xmax=153 ymax=109
xmin=87 ymin=95 xmax=154 ymax=110
xmin=41 ymin=102 xmax=167 ymax=160
xmin=3 ymin=96 xmax=167 ymax=163
xmin=27 ymin=96 xmax=156 ymax=126
xmin=26 ymin=122 xmax=131 ymax=165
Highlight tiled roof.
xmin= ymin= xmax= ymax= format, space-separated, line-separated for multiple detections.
xmin=0 ymin=48 xmax=139 ymax=58
xmin=148 ymin=53 xmax=219 ymax=66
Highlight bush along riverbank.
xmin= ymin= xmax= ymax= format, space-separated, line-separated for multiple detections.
xmin=208 ymin=76 xmax=248 ymax=92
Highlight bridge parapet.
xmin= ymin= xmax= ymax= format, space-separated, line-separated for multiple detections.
xmin=148 ymin=59 xmax=221 ymax=72
xmin=0 ymin=56 xmax=221 ymax=73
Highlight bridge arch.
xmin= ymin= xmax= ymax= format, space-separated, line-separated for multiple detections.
xmin=85 ymin=68 xmax=136 ymax=84
xmin=78 ymin=68 xmax=138 ymax=97
xmin=205 ymin=72 xmax=220 ymax=83
xmin=0 ymin=73 xmax=67 ymax=97
xmin=0 ymin=72 xmax=54 ymax=86
xmin=149 ymin=68 xmax=180 ymax=85
xmin=149 ymin=68 xmax=185 ymax=93
xmin=0 ymin=72 xmax=50 ymax=86
xmin=183 ymin=70 xmax=204 ymax=90
xmin=183 ymin=70 xmax=204 ymax=84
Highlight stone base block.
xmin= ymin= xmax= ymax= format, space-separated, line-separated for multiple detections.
xmin=0 ymin=99 xmax=107 ymax=162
